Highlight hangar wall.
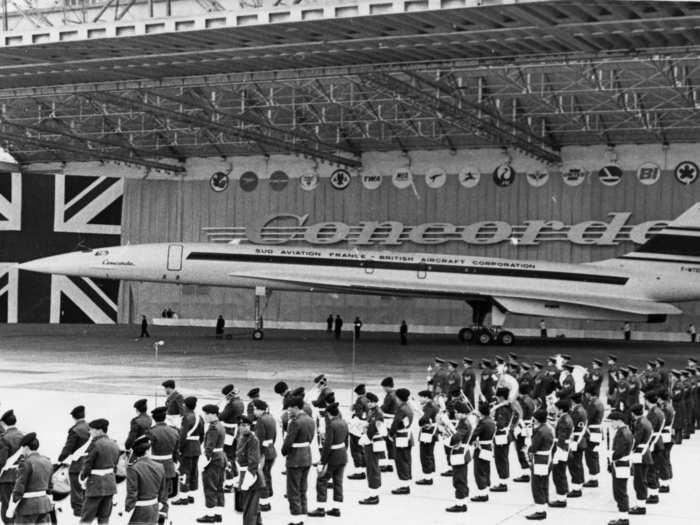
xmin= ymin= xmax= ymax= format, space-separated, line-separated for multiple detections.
xmin=118 ymin=144 xmax=700 ymax=335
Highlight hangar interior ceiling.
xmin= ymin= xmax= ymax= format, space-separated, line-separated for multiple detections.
xmin=0 ymin=0 xmax=699 ymax=171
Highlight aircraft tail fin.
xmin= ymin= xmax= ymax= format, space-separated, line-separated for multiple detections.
xmin=620 ymin=202 xmax=700 ymax=264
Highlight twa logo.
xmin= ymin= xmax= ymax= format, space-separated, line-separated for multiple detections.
xmin=0 ymin=173 xmax=21 ymax=231
xmin=53 ymin=175 xmax=123 ymax=235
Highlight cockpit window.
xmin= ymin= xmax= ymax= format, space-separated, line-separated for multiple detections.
xmin=94 ymin=249 xmax=109 ymax=256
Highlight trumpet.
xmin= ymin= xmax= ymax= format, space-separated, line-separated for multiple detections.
xmin=436 ymin=410 xmax=457 ymax=439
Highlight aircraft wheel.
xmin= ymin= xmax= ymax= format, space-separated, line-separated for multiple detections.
xmin=252 ymin=329 xmax=264 ymax=341
xmin=477 ymin=329 xmax=492 ymax=345
xmin=458 ymin=327 xmax=475 ymax=343
xmin=498 ymin=331 xmax=515 ymax=346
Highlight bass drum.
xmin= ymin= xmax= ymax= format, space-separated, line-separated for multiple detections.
xmin=572 ymin=365 xmax=587 ymax=393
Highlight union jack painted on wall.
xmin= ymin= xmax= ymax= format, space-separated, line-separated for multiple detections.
xmin=0 ymin=172 xmax=122 ymax=323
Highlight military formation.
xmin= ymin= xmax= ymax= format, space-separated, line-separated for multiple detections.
xmin=0 ymin=356 xmax=698 ymax=525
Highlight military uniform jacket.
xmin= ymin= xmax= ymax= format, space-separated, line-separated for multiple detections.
xmin=557 ymin=373 xmax=575 ymax=400
xmin=255 ymin=413 xmax=277 ymax=461
xmin=518 ymin=395 xmax=536 ymax=421
xmin=585 ymin=370 xmax=603 ymax=397
xmin=236 ymin=431 xmax=264 ymax=490
xmin=221 ymin=397 xmax=245 ymax=436
xmin=480 ymin=371 xmax=497 ymax=403
xmin=632 ymin=416 xmax=653 ymax=464
xmin=389 ymin=402 xmax=414 ymax=447
xmin=611 ymin=425 xmax=633 ymax=461
xmin=449 ymin=418 xmax=473 ymax=463
xmin=446 ymin=370 xmax=462 ymax=391
xmin=320 ymin=415 xmax=348 ymax=467
xmin=431 ymin=369 xmax=449 ymax=394
xmin=518 ymin=371 xmax=535 ymax=397
xmin=418 ymin=400 xmax=439 ymax=434
xmin=165 ymin=391 xmax=185 ymax=416
xmin=661 ymin=402 xmax=675 ymax=434
xmin=607 ymin=366 xmax=619 ymax=396
xmin=366 ymin=408 xmax=385 ymax=441
xmin=380 ymin=391 xmax=399 ymax=420
xmin=555 ymin=413 xmax=574 ymax=451
xmin=461 ymin=369 xmax=477 ymax=405
xmin=528 ymin=423 xmax=554 ymax=457
xmin=0 ymin=428 xmax=25 ymax=484
xmin=625 ymin=376 xmax=641 ymax=408
xmin=58 ymin=420 xmax=90 ymax=474
xmin=281 ymin=412 xmax=315 ymax=468
xmin=493 ymin=402 xmax=514 ymax=443
xmin=125 ymin=456 xmax=168 ymax=513
xmin=570 ymin=405 xmax=588 ymax=449
xmin=11 ymin=452 xmax=52 ymax=516
xmin=203 ymin=420 xmax=226 ymax=466
xmin=125 ymin=413 xmax=153 ymax=451
xmin=352 ymin=396 xmax=369 ymax=421
xmin=80 ymin=435 xmax=121 ymax=497
xmin=148 ymin=423 xmax=180 ymax=478
xmin=179 ymin=410 xmax=204 ymax=457
xmin=646 ymin=406 xmax=665 ymax=453
xmin=313 ymin=387 xmax=334 ymax=413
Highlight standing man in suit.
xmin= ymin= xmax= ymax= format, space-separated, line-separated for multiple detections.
xmin=309 ymin=402 xmax=348 ymax=517
xmin=333 ymin=315 xmax=343 ymax=339
xmin=282 ymin=396 xmax=316 ymax=525
xmin=79 ymin=418 xmax=121 ymax=525
xmin=58 ymin=405 xmax=90 ymax=518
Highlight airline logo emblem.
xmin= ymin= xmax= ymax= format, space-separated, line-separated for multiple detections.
xmin=675 ymin=161 xmax=699 ymax=185
xmin=0 ymin=172 xmax=21 ymax=231
xmin=562 ymin=166 xmax=587 ymax=186
xmin=299 ymin=173 xmax=319 ymax=191
xmin=526 ymin=170 xmax=549 ymax=188
xmin=598 ymin=165 xmax=623 ymax=186
xmin=239 ymin=171 xmax=259 ymax=192
xmin=53 ymin=175 xmax=122 ymax=235
xmin=636 ymin=162 xmax=661 ymax=186
xmin=425 ymin=168 xmax=446 ymax=189
xmin=361 ymin=172 xmax=382 ymax=190
xmin=459 ymin=168 xmax=480 ymax=188
xmin=493 ymin=164 xmax=516 ymax=187
xmin=392 ymin=169 xmax=413 ymax=189
xmin=209 ymin=172 xmax=229 ymax=192
xmin=269 ymin=171 xmax=289 ymax=191
xmin=330 ymin=169 xmax=351 ymax=190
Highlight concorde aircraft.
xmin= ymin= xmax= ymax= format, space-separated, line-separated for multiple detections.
xmin=19 ymin=203 xmax=700 ymax=345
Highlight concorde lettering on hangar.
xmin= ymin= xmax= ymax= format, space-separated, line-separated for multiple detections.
xmin=203 ymin=213 xmax=667 ymax=246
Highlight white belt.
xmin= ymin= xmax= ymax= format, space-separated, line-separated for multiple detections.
xmin=384 ymin=414 xmax=395 ymax=419
xmin=292 ymin=442 xmax=311 ymax=448
xmin=151 ymin=454 xmax=172 ymax=461
xmin=330 ymin=443 xmax=345 ymax=450
xmin=186 ymin=436 xmax=200 ymax=441
xmin=212 ymin=448 xmax=224 ymax=453
xmin=134 ymin=498 xmax=158 ymax=507
xmin=535 ymin=451 xmax=550 ymax=456
xmin=91 ymin=468 xmax=113 ymax=476
xmin=222 ymin=422 xmax=237 ymax=429
xmin=262 ymin=439 xmax=273 ymax=447
xmin=3 ymin=465 xmax=17 ymax=470
xmin=22 ymin=491 xmax=48 ymax=499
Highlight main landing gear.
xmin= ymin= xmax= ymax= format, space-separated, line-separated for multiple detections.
xmin=458 ymin=301 xmax=515 ymax=346
xmin=252 ymin=286 xmax=269 ymax=340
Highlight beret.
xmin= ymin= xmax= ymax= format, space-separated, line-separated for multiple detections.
xmin=434 ymin=357 xmax=445 ymax=364
xmin=326 ymin=402 xmax=340 ymax=416
xmin=354 ymin=384 xmax=366 ymax=395
xmin=221 ymin=384 xmax=235 ymax=395
xmin=19 ymin=432 xmax=37 ymax=448
xmin=252 ymin=399 xmax=268 ymax=411
xmin=447 ymin=361 xmax=458 ymax=368
xmin=365 ymin=392 xmax=379 ymax=403
xmin=274 ymin=381 xmax=289 ymax=395
xmin=88 ymin=418 xmax=109 ymax=432
xmin=417 ymin=390 xmax=433 ymax=399
xmin=380 ymin=377 xmax=394 ymax=388
xmin=630 ymin=403 xmax=644 ymax=416
xmin=247 ymin=388 xmax=260 ymax=399
xmin=133 ymin=399 xmax=147 ymax=412
xmin=608 ymin=410 xmax=625 ymax=421
xmin=592 ymin=359 xmax=603 ymax=366
xmin=453 ymin=401 xmax=469 ymax=414
xmin=151 ymin=406 xmax=167 ymax=421
xmin=313 ymin=374 xmax=326 ymax=384
xmin=533 ymin=409 xmax=548 ymax=423
xmin=283 ymin=396 xmax=304 ymax=410
xmin=463 ymin=357 xmax=473 ymax=364
xmin=291 ymin=387 xmax=305 ymax=397
xmin=70 ymin=406 xmax=85 ymax=419
xmin=202 ymin=404 xmax=219 ymax=415
xmin=184 ymin=396 xmax=197 ymax=410
xmin=395 ymin=388 xmax=410 ymax=402
xmin=554 ymin=399 xmax=571 ymax=411
xmin=161 ymin=380 xmax=175 ymax=389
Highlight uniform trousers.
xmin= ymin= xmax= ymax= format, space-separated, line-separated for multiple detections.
xmin=385 ymin=432 xmax=396 ymax=461
xmin=202 ymin=460 xmax=226 ymax=508
xmin=659 ymin=443 xmax=673 ymax=481
xmin=452 ymin=464 xmax=469 ymax=500
xmin=531 ymin=474 xmax=549 ymax=504
xmin=261 ymin=456 xmax=275 ymax=499
xmin=316 ymin=464 xmax=344 ymax=503
xmin=584 ymin=444 xmax=600 ymax=476
xmin=224 ymin=441 xmax=239 ymax=479
xmin=68 ymin=471 xmax=85 ymax=516
xmin=612 ymin=473 xmax=629 ymax=512
xmin=443 ymin=445 xmax=452 ymax=467
xmin=552 ymin=461 xmax=569 ymax=496
xmin=515 ymin=436 xmax=530 ymax=470
xmin=646 ymin=455 xmax=660 ymax=491
xmin=349 ymin=436 xmax=366 ymax=469
xmin=0 ymin=482 xmax=12 ymax=524
xmin=240 ymin=489 xmax=262 ymax=525
xmin=494 ymin=444 xmax=510 ymax=480
xmin=179 ymin=456 xmax=199 ymax=492
xmin=286 ymin=467 xmax=310 ymax=516
xmin=473 ymin=455 xmax=491 ymax=490
xmin=14 ymin=513 xmax=53 ymax=525
xmin=632 ymin=464 xmax=648 ymax=501
xmin=419 ymin=441 xmax=436 ymax=475
xmin=394 ymin=445 xmax=412 ymax=481
xmin=128 ymin=503 xmax=159 ymax=525
xmin=362 ymin=445 xmax=381 ymax=490
xmin=567 ymin=449 xmax=585 ymax=485
xmin=80 ymin=495 xmax=114 ymax=524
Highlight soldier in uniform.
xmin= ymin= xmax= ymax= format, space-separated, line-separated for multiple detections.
xmin=197 ymin=404 xmax=226 ymax=524
xmin=252 ymin=399 xmax=276 ymax=512
xmin=525 ymin=408 xmax=554 ymax=521
xmin=657 ymin=390 xmax=675 ymax=493
xmin=479 ymin=360 xmax=497 ymax=405
xmin=379 ymin=377 xmax=398 ymax=473
xmin=628 ymin=403 xmax=652 ymax=515
xmin=671 ymin=370 xmax=685 ymax=444
xmin=469 ymin=402 xmax=495 ymax=503
xmin=607 ymin=355 xmax=620 ymax=409
xmin=281 ymin=395 xmax=315 ymax=525
xmin=124 ymin=435 xmax=168 ymax=525
xmin=625 ymin=366 xmax=641 ymax=413
xmin=490 ymin=388 xmax=513 ymax=492
xmin=147 ymin=407 xmax=180 ymax=503
xmin=549 ymin=399 xmax=573 ymax=508
xmin=79 ymin=418 xmax=121 ymax=525
xmin=461 ymin=358 xmax=477 ymax=408
xmin=513 ymin=385 xmax=536 ymax=483
xmin=172 ymin=396 xmax=203 ymax=507
xmin=161 ymin=380 xmax=185 ymax=429
xmin=236 ymin=416 xmax=264 ymax=525
xmin=530 ymin=362 xmax=547 ymax=407
xmin=220 ymin=384 xmax=245 ymax=486
xmin=308 ymin=401 xmax=348 ymax=518
xmin=347 ymin=385 xmax=368 ymax=481
xmin=246 ymin=389 xmax=261 ymax=424
xmin=358 ymin=392 xmax=384 ymax=506
xmin=607 ymin=411 xmax=634 ymax=525
xmin=389 ymin=388 xmax=413 ymax=495
xmin=125 ymin=399 xmax=152 ymax=451
xmin=430 ymin=358 xmax=448 ymax=397
xmin=58 ymin=405 xmax=90 ymax=518
xmin=0 ymin=410 xmax=25 ymax=524
xmin=415 ymin=390 xmax=438 ymax=486
xmin=643 ymin=394 xmax=665 ymax=505
xmin=518 ymin=363 xmax=535 ymax=399
xmin=681 ymin=370 xmax=693 ymax=439
xmin=582 ymin=384 xmax=605 ymax=488
xmin=585 ymin=359 xmax=604 ymax=398
xmin=566 ymin=393 xmax=588 ymax=498
xmin=445 ymin=401 xmax=473 ymax=513
xmin=445 ymin=362 xmax=462 ymax=396
xmin=7 ymin=433 xmax=53 ymax=525
xmin=556 ymin=364 xmax=576 ymax=401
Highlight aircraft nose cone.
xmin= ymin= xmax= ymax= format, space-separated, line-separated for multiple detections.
xmin=20 ymin=254 xmax=75 ymax=275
